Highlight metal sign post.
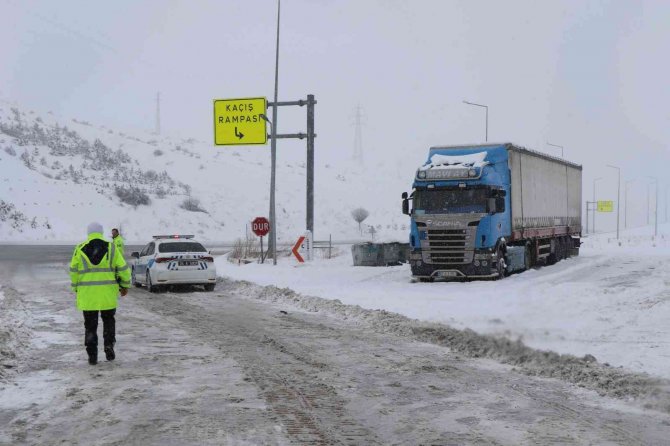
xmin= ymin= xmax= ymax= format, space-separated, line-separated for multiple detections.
xmin=264 ymin=95 xmax=317 ymax=263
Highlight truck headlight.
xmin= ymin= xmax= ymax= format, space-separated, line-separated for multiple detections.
xmin=474 ymin=259 xmax=480 ymax=266
xmin=468 ymin=169 xmax=477 ymax=177
xmin=418 ymin=171 xmax=427 ymax=179
xmin=482 ymin=260 xmax=488 ymax=266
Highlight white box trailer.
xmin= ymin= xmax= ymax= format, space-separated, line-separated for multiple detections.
xmin=508 ymin=146 xmax=582 ymax=241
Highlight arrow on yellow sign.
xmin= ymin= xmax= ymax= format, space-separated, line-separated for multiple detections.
xmin=213 ymin=97 xmax=267 ymax=145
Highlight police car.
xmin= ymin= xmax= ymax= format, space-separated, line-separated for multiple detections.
xmin=130 ymin=235 xmax=217 ymax=292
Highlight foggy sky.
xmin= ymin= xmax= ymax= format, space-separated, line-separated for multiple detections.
xmin=2 ymin=0 xmax=669 ymax=231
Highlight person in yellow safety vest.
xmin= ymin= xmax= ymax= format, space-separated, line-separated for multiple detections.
xmin=69 ymin=222 xmax=131 ymax=365
xmin=111 ymin=228 xmax=124 ymax=255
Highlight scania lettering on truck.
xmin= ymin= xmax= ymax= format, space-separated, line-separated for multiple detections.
xmin=401 ymin=143 xmax=582 ymax=280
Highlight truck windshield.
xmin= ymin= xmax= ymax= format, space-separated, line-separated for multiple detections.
xmin=414 ymin=188 xmax=488 ymax=214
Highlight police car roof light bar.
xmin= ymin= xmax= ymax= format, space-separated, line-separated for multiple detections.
xmin=152 ymin=235 xmax=195 ymax=239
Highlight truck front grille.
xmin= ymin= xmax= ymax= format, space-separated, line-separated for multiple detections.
xmin=425 ymin=228 xmax=475 ymax=264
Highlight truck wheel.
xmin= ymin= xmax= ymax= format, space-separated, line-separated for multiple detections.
xmin=524 ymin=244 xmax=532 ymax=271
xmin=495 ymin=248 xmax=507 ymax=279
xmin=547 ymin=239 xmax=557 ymax=265
xmin=204 ymin=284 xmax=215 ymax=292
xmin=565 ymin=236 xmax=572 ymax=259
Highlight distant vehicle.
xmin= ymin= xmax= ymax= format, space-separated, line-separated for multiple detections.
xmin=402 ymin=143 xmax=582 ymax=281
xmin=130 ymin=235 xmax=217 ymax=292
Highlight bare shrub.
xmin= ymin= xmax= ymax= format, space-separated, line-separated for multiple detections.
xmin=230 ymin=235 xmax=260 ymax=260
xmin=180 ymin=196 xmax=207 ymax=213
xmin=351 ymin=207 xmax=369 ymax=234
xmin=115 ymin=185 xmax=151 ymax=206
xmin=153 ymin=149 xmax=164 ymax=156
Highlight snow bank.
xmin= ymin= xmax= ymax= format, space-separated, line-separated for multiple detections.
xmin=217 ymin=277 xmax=670 ymax=412
xmin=217 ymin=229 xmax=670 ymax=382
xmin=0 ymin=287 xmax=31 ymax=382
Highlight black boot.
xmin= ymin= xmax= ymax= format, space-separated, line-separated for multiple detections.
xmin=87 ymin=348 xmax=98 ymax=365
xmin=104 ymin=345 xmax=115 ymax=361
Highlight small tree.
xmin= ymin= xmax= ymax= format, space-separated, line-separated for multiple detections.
xmin=351 ymin=207 xmax=369 ymax=235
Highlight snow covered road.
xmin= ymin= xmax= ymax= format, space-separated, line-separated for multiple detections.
xmin=218 ymin=237 xmax=670 ymax=380
xmin=2 ymin=247 xmax=670 ymax=444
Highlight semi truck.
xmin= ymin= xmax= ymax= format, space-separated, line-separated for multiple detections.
xmin=401 ymin=143 xmax=582 ymax=280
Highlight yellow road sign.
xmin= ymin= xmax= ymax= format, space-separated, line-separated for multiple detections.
xmin=597 ymin=200 xmax=614 ymax=212
xmin=214 ymin=97 xmax=267 ymax=145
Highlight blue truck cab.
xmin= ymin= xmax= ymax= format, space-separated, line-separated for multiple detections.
xmin=401 ymin=143 xmax=582 ymax=280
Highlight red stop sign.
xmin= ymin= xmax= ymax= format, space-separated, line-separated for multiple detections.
xmin=252 ymin=217 xmax=270 ymax=237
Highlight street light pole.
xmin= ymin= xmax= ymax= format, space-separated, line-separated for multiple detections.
xmin=607 ymin=165 xmax=620 ymax=239
xmin=593 ymin=177 xmax=602 ymax=233
xmin=648 ymin=177 xmax=658 ymax=237
xmin=546 ymin=142 xmax=564 ymax=157
xmin=624 ymin=179 xmax=634 ymax=229
xmin=666 ymin=185 xmax=668 ymax=223
xmin=463 ymin=100 xmax=488 ymax=142
xmin=269 ymin=0 xmax=281 ymax=265
xmin=647 ymin=183 xmax=651 ymax=225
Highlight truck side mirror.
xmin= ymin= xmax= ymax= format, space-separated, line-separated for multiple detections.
xmin=496 ymin=197 xmax=505 ymax=213
xmin=487 ymin=198 xmax=497 ymax=214
xmin=131 ymin=251 xmax=140 ymax=259
xmin=402 ymin=192 xmax=409 ymax=215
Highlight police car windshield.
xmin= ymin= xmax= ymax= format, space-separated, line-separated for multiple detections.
xmin=159 ymin=242 xmax=207 ymax=253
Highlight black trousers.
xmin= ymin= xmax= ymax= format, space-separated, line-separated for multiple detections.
xmin=83 ymin=309 xmax=116 ymax=353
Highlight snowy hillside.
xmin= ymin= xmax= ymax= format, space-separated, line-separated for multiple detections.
xmin=0 ymin=102 xmax=409 ymax=243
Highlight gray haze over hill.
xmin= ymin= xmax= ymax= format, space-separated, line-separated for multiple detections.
xmin=1 ymin=0 xmax=669 ymax=233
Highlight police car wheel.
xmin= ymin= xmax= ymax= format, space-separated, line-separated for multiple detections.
xmin=131 ymin=268 xmax=141 ymax=287
xmin=146 ymin=271 xmax=158 ymax=293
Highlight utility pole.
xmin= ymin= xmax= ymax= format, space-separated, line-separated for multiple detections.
xmin=155 ymin=92 xmax=161 ymax=135
xmin=352 ymin=105 xmax=365 ymax=165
